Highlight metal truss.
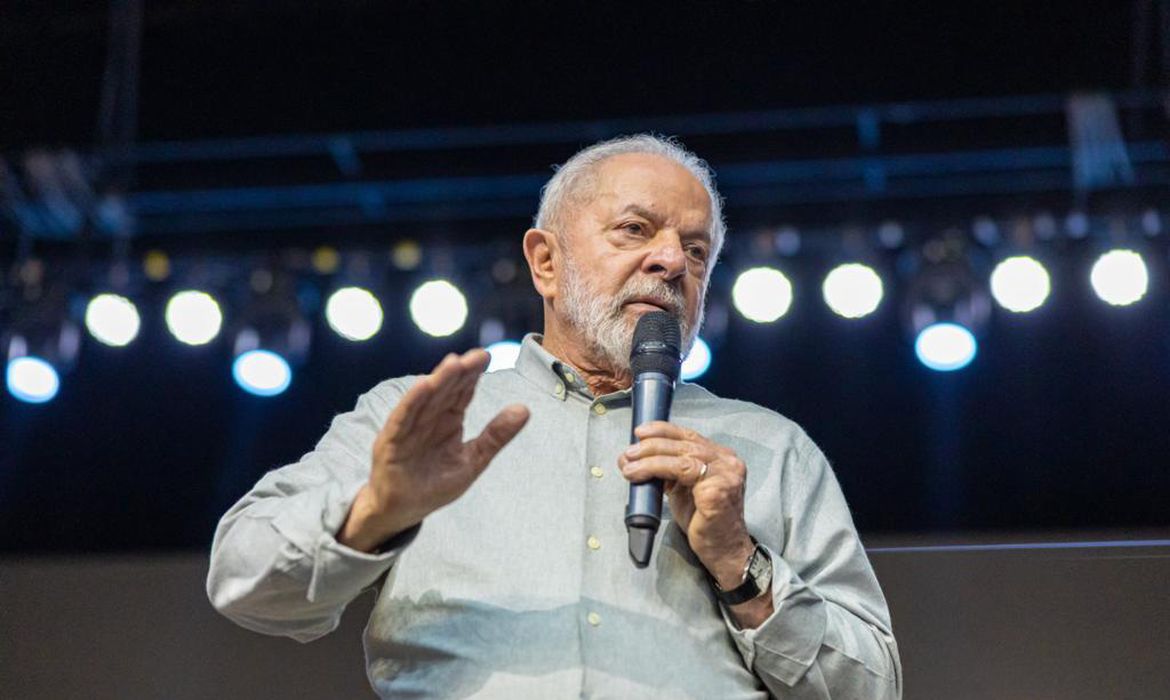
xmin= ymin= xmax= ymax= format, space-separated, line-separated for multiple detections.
xmin=3 ymin=90 xmax=1169 ymax=241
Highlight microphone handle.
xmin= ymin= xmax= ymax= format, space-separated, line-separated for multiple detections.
xmin=626 ymin=370 xmax=675 ymax=567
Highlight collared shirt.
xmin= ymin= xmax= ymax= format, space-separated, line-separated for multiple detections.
xmin=207 ymin=335 xmax=901 ymax=699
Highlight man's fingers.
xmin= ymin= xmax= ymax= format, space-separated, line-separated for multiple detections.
xmin=624 ymin=437 xmax=694 ymax=460
xmin=466 ymin=404 xmax=530 ymax=472
xmin=415 ymin=353 xmax=473 ymax=426
xmin=633 ymin=421 xmax=696 ymax=442
xmin=379 ymin=373 xmax=437 ymax=440
xmin=620 ymin=455 xmax=708 ymax=486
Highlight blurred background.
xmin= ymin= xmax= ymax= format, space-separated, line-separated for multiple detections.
xmin=2 ymin=2 xmax=1169 ymax=698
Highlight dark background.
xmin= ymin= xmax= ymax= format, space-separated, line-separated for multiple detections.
xmin=2 ymin=1 xmax=1168 ymax=553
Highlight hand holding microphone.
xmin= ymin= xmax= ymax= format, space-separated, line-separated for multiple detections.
xmin=621 ymin=312 xmax=755 ymax=588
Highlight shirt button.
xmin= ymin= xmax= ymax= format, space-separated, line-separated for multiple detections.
xmin=586 ymin=536 xmax=601 ymax=551
xmin=590 ymin=466 xmax=604 ymax=479
xmin=592 ymin=403 xmax=607 ymax=416
xmin=553 ymin=381 xmax=565 ymax=398
xmin=587 ymin=612 xmax=602 ymax=627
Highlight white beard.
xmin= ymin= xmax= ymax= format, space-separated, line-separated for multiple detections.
xmin=558 ymin=251 xmax=703 ymax=374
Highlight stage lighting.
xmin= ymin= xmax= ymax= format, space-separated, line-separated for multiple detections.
xmin=1090 ymin=249 xmax=1148 ymax=306
xmin=85 ymin=293 xmax=140 ymax=347
xmin=914 ymin=322 xmax=977 ymax=372
xmin=232 ymin=349 xmax=293 ymax=397
xmin=989 ymin=256 xmax=1051 ymax=313
xmin=165 ymin=290 xmax=223 ymax=345
xmin=231 ymin=278 xmax=310 ymax=398
xmin=6 ymin=356 xmax=60 ymax=403
xmin=732 ymin=267 xmax=792 ymax=323
xmin=410 ymin=280 xmax=468 ymax=337
xmin=325 ymin=287 xmax=383 ymax=341
xmin=485 ymin=340 xmax=522 ymax=372
xmin=680 ymin=337 xmax=712 ymax=381
xmin=3 ymin=287 xmax=80 ymax=404
xmin=822 ymin=263 xmax=883 ymax=319
xmin=903 ymin=238 xmax=990 ymax=373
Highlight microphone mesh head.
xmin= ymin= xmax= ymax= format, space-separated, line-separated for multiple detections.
xmin=630 ymin=311 xmax=682 ymax=380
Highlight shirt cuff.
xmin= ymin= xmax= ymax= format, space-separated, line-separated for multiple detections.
xmin=269 ymin=479 xmax=420 ymax=605
xmin=719 ymin=544 xmax=828 ymax=687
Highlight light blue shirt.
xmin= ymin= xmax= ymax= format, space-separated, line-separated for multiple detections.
xmin=208 ymin=335 xmax=901 ymax=698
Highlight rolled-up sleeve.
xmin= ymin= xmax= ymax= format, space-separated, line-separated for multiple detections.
xmin=721 ymin=435 xmax=902 ymax=699
xmin=206 ymin=379 xmax=419 ymax=643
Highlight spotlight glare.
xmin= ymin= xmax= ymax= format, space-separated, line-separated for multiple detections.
xmin=85 ymin=293 xmax=141 ymax=347
xmin=484 ymin=340 xmax=522 ymax=372
xmin=1090 ymin=249 xmax=1148 ymax=306
xmin=915 ymin=322 xmax=977 ymax=372
xmin=822 ymin=263 xmax=883 ymax=318
xmin=165 ymin=290 xmax=223 ymax=345
xmin=989 ymin=256 xmax=1051 ymax=313
xmin=232 ymin=350 xmax=292 ymax=397
xmin=325 ymin=287 xmax=384 ymax=341
xmin=680 ymin=337 xmax=712 ymax=381
xmin=409 ymin=280 xmax=468 ymax=337
xmin=6 ymin=357 xmax=60 ymax=403
xmin=732 ymin=267 xmax=793 ymax=323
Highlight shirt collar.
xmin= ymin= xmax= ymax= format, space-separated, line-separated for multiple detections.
xmin=513 ymin=333 xmax=629 ymax=402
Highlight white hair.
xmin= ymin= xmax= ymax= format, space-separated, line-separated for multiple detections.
xmin=534 ymin=134 xmax=727 ymax=266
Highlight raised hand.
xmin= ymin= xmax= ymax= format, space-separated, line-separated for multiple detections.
xmin=338 ymin=349 xmax=530 ymax=552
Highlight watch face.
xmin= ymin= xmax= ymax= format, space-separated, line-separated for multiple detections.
xmin=748 ymin=547 xmax=772 ymax=591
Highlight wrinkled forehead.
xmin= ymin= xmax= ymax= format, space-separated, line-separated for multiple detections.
xmin=575 ymin=153 xmax=714 ymax=235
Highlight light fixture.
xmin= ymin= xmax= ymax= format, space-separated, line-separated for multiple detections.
xmin=680 ymin=337 xmax=712 ymax=380
xmin=989 ymin=256 xmax=1051 ymax=313
xmin=484 ymin=340 xmax=523 ymax=372
xmin=914 ymin=322 xmax=978 ymax=372
xmin=165 ymin=290 xmax=223 ymax=346
xmin=410 ymin=279 xmax=468 ymax=337
xmin=85 ymin=293 xmax=141 ymax=347
xmin=822 ymin=263 xmax=883 ymax=319
xmin=231 ymin=275 xmax=310 ymax=397
xmin=903 ymin=237 xmax=990 ymax=373
xmin=325 ymin=286 xmax=383 ymax=341
xmin=1090 ymin=249 xmax=1148 ymax=306
xmin=732 ymin=267 xmax=793 ymax=323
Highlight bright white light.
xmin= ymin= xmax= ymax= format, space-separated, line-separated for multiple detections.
xmin=990 ymin=256 xmax=1051 ymax=313
xmin=1090 ymin=249 xmax=1148 ymax=306
xmin=85 ymin=293 xmax=141 ymax=347
xmin=165 ymin=290 xmax=223 ymax=345
xmin=325 ymin=287 xmax=383 ymax=341
xmin=485 ymin=340 xmax=522 ymax=372
xmin=822 ymin=263 xmax=883 ymax=318
xmin=410 ymin=280 xmax=468 ymax=337
xmin=6 ymin=357 xmax=60 ymax=403
xmin=915 ymin=322 xmax=977 ymax=372
xmin=732 ymin=267 xmax=793 ymax=322
xmin=232 ymin=350 xmax=292 ymax=397
xmin=680 ymin=337 xmax=712 ymax=380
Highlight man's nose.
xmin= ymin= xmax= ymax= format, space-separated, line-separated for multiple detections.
xmin=642 ymin=234 xmax=687 ymax=281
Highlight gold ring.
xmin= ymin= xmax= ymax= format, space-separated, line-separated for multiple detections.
xmin=698 ymin=462 xmax=709 ymax=480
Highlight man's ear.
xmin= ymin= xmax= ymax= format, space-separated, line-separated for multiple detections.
xmin=523 ymin=227 xmax=560 ymax=301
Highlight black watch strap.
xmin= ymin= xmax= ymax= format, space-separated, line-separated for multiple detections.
xmin=710 ymin=538 xmax=772 ymax=606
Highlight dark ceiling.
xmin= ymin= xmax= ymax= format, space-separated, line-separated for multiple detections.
xmin=1 ymin=1 xmax=1142 ymax=148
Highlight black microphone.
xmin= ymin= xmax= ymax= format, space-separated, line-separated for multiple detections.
xmin=625 ymin=311 xmax=682 ymax=568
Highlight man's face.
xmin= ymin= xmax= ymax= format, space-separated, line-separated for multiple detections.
xmin=555 ymin=153 xmax=714 ymax=372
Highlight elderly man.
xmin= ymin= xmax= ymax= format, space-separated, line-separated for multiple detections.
xmin=207 ymin=135 xmax=901 ymax=698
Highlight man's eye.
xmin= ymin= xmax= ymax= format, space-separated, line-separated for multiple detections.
xmin=686 ymin=245 xmax=709 ymax=260
xmin=621 ymin=222 xmax=646 ymax=235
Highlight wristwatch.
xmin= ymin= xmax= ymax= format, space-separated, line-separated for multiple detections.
xmin=711 ymin=537 xmax=773 ymax=606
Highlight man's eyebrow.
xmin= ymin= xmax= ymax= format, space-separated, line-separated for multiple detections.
xmin=614 ymin=204 xmax=661 ymax=222
xmin=614 ymin=204 xmax=712 ymax=240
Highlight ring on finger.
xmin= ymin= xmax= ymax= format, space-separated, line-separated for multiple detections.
xmin=697 ymin=462 xmax=709 ymax=481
